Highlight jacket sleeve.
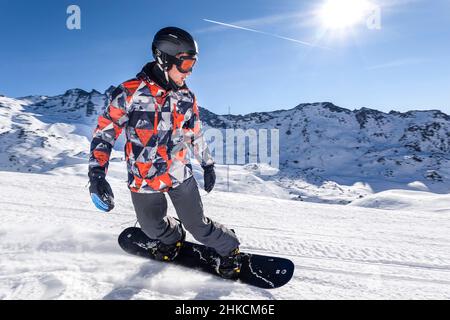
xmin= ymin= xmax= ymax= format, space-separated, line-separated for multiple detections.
xmin=186 ymin=96 xmax=214 ymax=167
xmin=88 ymin=81 xmax=137 ymax=175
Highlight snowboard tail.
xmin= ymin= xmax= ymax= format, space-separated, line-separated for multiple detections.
xmin=118 ymin=227 xmax=294 ymax=289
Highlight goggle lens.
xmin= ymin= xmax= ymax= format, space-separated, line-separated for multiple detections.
xmin=178 ymin=57 xmax=196 ymax=73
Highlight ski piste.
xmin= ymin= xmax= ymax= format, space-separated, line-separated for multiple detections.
xmin=118 ymin=227 xmax=294 ymax=289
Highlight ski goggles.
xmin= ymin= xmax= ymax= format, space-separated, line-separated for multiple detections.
xmin=172 ymin=55 xmax=197 ymax=73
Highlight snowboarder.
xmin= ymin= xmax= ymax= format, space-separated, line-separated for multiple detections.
xmin=88 ymin=27 xmax=241 ymax=279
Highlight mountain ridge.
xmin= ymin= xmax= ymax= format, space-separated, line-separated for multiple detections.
xmin=1 ymin=88 xmax=449 ymax=203
xmin=16 ymin=87 xmax=450 ymax=118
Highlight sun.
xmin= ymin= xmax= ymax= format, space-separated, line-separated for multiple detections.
xmin=318 ymin=0 xmax=373 ymax=30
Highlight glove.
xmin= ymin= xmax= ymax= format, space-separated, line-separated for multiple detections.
xmin=88 ymin=169 xmax=115 ymax=212
xmin=202 ymin=164 xmax=216 ymax=193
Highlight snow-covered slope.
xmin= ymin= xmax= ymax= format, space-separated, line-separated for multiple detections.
xmin=349 ymin=189 xmax=450 ymax=213
xmin=1 ymin=89 xmax=450 ymax=299
xmin=0 ymin=165 xmax=449 ymax=299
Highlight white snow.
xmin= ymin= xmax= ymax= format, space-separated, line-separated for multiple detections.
xmin=0 ymin=163 xmax=449 ymax=300
xmin=349 ymin=189 xmax=450 ymax=213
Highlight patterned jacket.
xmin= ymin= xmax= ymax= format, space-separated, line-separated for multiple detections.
xmin=89 ymin=62 xmax=214 ymax=193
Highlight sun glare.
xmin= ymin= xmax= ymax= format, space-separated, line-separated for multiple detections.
xmin=319 ymin=0 xmax=373 ymax=30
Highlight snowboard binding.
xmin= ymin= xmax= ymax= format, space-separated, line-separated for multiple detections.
xmin=152 ymin=227 xmax=186 ymax=262
xmin=216 ymin=247 xmax=242 ymax=279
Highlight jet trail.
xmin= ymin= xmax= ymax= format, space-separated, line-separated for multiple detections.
xmin=203 ymin=18 xmax=327 ymax=49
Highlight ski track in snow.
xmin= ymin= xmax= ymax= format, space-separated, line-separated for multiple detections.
xmin=0 ymin=167 xmax=449 ymax=300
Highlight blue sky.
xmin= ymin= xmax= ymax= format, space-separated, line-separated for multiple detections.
xmin=0 ymin=0 xmax=449 ymax=115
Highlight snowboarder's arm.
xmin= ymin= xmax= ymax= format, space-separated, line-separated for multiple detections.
xmin=89 ymin=80 xmax=139 ymax=175
xmin=189 ymin=96 xmax=214 ymax=167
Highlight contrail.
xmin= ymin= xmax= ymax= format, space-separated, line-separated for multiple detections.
xmin=203 ymin=18 xmax=327 ymax=49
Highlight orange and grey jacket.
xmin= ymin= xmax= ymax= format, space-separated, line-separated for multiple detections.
xmin=89 ymin=62 xmax=214 ymax=193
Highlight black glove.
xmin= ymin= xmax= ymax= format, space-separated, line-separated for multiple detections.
xmin=202 ymin=164 xmax=216 ymax=193
xmin=88 ymin=169 xmax=115 ymax=212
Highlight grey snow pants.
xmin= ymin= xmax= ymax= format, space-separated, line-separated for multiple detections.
xmin=130 ymin=176 xmax=240 ymax=256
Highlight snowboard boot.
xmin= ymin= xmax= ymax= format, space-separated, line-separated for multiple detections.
xmin=153 ymin=227 xmax=186 ymax=262
xmin=217 ymin=248 xmax=242 ymax=279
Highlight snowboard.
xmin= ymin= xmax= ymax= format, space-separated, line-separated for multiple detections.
xmin=118 ymin=227 xmax=294 ymax=289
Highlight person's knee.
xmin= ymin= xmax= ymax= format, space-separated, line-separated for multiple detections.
xmin=171 ymin=177 xmax=199 ymax=198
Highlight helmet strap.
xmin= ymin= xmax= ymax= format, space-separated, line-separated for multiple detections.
xmin=154 ymin=58 xmax=173 ymax=88
xmin=156 ymin=56 xmax=165 ymax=69
xmin=156 ymin=55 xmax=171 ymax=82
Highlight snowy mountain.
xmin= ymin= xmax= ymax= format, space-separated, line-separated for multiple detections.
xmin=1 ymin=89 xmax=449 ymax=203
xmin=0 ymin=89 xmax=119 ymax=173
xmin=201 ymin=102 xmax=450 ymax=202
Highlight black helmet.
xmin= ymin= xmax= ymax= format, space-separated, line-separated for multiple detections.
xmin=152 ymin=27 xmax=198 ymax=71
